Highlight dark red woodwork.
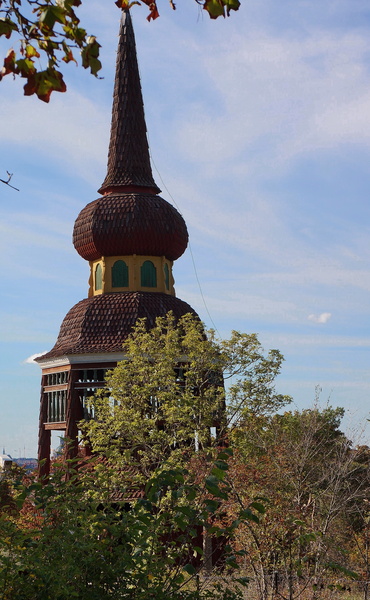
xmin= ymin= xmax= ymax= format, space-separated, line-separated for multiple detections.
xmin=39 ymin=293 xmax=196 ymax=360
xmin=38 ymin=374 xmax=51 ymax=479
xmin=73 ymin=193 xmax=188 ymax=262
xmin=64 ymin=370 xmax=81 ymax=461
xmin=37 ymin=10 xmax=197 ymax=479
xmin=98 ymin=11 xmax=160 ymax=195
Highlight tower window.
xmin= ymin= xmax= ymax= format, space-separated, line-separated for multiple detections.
xmin=112 ymin=260 xmax=128 ymax=288
xmin=95 ymin=263 xmax=102 ymax=291
xmin=47 ymin=371 xmax=68 ymax=386
xmin=164 ymin=263 xmax=170 ymax=290
xmin=46 ymin=390 xmax=67 ymax=423
xmin=141 ymin=260 xmax=157 ymax=288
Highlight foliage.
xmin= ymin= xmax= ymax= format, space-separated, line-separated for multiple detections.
xmin=0 ymin=0 xmax=241 ymax=101
xmin=0 ymin=452 xmax=257 ymax=600
xmin=0 ymin=0 xmax=102 ymax=101
xmin=0 ymin=466 xmax=24 ymax=516
xmin=80 ymin=312 xmax=290 ymax=477
xmin=0 ymin=311 xmax=289 ymax=598
xmin=2 ymin=311 xmax=368 ymax=599
xmin=225 ymin=405 xmax=370 ymax=600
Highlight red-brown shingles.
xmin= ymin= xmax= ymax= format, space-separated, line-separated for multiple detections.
xmin=73 ymin=193 xmax=188 ymax=262
xmin=37 ymin=292 xmax=196 ymax=361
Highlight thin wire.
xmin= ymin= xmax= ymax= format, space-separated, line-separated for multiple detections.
xmin=134 ymin=46 xmax=222 ymax=338
xmin=149 ymin=150 xmax=222 ymax=340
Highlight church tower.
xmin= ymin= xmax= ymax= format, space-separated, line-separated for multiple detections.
xmin=36 ymin=10 xmax=196 ymax=476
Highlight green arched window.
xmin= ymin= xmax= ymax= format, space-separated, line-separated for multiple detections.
xmin=141 ymin=260 xmax=157 ymax=288
xmin=95 ymin=263 xmax=102 ymax=291
xmin=164 ymin=263 xmax=170 ymax=290
xmin=112 ymin=260 xmax=128 ymax=288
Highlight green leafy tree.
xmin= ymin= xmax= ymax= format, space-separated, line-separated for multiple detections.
xmin=0 ymin=0 xmax=241 ymax=101
xmin=0 ymin=452 xmax=257 ymax=600
xmin=1 ymin=311 xmax=290 ymax=599
xmin=80 ymin=312 xmax=290 ymax=478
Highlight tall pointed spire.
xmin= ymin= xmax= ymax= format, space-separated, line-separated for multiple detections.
xmin=37 ymin=10 xmax=197 ymax=478
xmin=98 ymin=10 xmax=160 ymax=195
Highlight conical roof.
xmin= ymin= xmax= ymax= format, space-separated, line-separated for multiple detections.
xmin=37 ymin=293 xmax=196 ymax=359
xmin=37 ymin=11 xmax=196 ymax=365
xmin=98 ymin=10 xmax=160 ymax=195
xmin=73 ymin=9 xmax=188 ymax=262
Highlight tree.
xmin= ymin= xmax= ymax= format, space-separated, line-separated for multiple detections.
xmin=0 ymin=0 xmax=241 ymax=102
xmin=225 ymin=405 xmax=369 ymax=599
xmin=342 ymin=445 xmax=370 ymax=600
xmin=80 ymin=312 xmax=290 ymax=478
xmin=0 ymin=171 xmax=19 ymax=191
xmin=0 ymin=312 xmax=290 ymax=597
xmin=76 ymin=311 xmax=288 ymax=585
xmin=0 ymin=451 xmax=259 ymax=600
xmin=0 ymin=312 xmax=288 ymax=598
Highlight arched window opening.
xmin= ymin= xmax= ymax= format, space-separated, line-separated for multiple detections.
xmin=95 ymin=263 xmax=102 ymax=291
xmin=112 ymin=260 xmax=128 ymax=288
xmin=164 ymin=263 xmax=170 ymax=290
xmin=141 ymin=260 xmax=157 ymax=288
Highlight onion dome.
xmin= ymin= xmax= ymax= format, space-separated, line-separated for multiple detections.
xmin=39 ymin=292 xmax=196 ymax=359
xmin=73 ymin=193 xmax=188 ymax=262
xmin=73 ymin=9 xmax=188 ymax=263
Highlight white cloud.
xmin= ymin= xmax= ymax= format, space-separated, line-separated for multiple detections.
xmin=23 ymin=353 xmax=47 ymax=364
xmin=256 ymin=267 xmax=370 ymax=292
xmin=175 ymin=29 xmax=370 ymax=175
xmin=308 ymin=312 xmax=332 ymax=324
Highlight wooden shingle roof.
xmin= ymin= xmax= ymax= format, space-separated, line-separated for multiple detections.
xmin=98 ymin=10 xmax=160 ymax=195
xmin=37 ymin=292 xmax=196 ymax=360
xmin=73 ymin=193 xmax=188 ymax=262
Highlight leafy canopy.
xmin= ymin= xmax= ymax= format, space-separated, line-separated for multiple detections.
xmin=81 ymin=312 xmax=290 ymax=475
xmin=225 ymin=404 xmax=369 ymax=598
xmin=0 ymin=0 xmax=241 ymax=102
xmin=0 ymin=448 xmax=259 ymax=600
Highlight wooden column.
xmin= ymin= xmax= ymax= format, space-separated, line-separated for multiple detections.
xmin=38 ymin=374 xmax=51 ymax=479
xmin=64 ymin=369 xmax=82 ymax=461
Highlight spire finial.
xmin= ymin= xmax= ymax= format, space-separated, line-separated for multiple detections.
xmin=98 ymin=10 xmax=160 ymax=195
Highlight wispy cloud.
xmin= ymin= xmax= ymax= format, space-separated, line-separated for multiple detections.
xmin=0 ymin=212 xmax=72 ymax=251
xmin=1 ymin=86 xmax=109 ymax=184
xmin=23 ymin=353 xmax=47 ymax=364
xmin=308 ymin=312 xmax=332 ymax=324
xmin=262 ymin=332 xmax=370 ymax=349
xmin=169 ymin=28 xmax=370 ymax=183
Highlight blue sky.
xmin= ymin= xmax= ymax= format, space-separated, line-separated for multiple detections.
xmin=1 ymin=0 xmax=370 ymax=457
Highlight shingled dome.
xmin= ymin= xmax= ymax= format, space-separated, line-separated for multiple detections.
xmin=37 ymin=9 xmax=200 ymax=478
xmin=40 ymin=292 xmax=196 ymax=359
xmin=73 ymin=193 xmax=188 ymax=262
xmin=98 ymin=9 xmax=160 ymax=195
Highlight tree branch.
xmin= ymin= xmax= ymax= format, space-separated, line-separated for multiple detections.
xmin=0 ymin=171 xmax=19 ymax=191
